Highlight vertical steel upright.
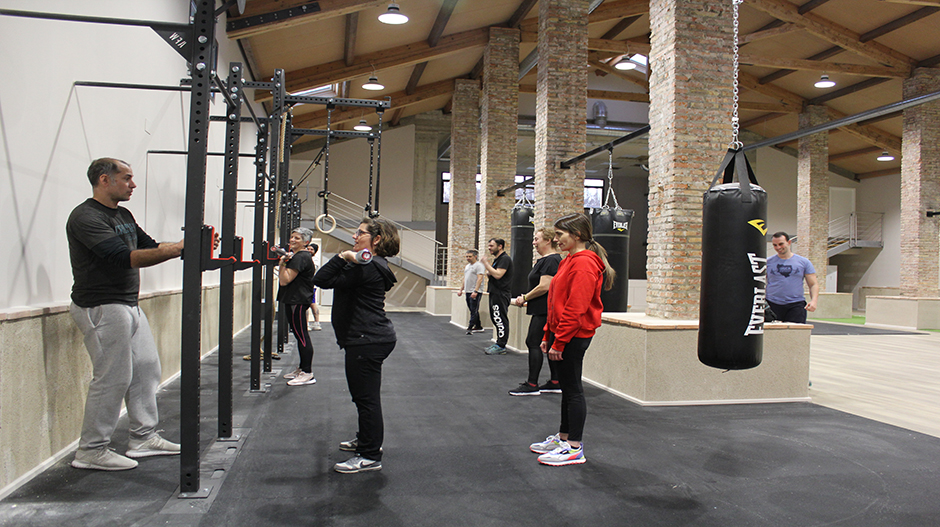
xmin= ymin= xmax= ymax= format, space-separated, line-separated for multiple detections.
xmin=217 ymin=62 xmax=243 ymax=439
xmin=276 ymin=112 xmax=294 ymax=357
xmin=263 ymin=70 xmax=285 ymax=372
xmin=179 ymin=0 xmax=215 ymax=495
xmin=250 ymin=122 xmax=268 ymax=391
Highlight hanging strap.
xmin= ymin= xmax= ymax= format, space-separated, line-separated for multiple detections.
xmin=710 ymin=148 xmax=759 ymax=203
xmin=603 ymin=147 xmax=620 ymax=210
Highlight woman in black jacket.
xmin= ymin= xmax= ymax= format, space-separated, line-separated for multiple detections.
xmin=314 ymin=217 xmax=400 ymax=473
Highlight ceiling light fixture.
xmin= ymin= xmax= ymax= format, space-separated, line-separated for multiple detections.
xmin=362 ymin=75 xmax=384 ymax=91
xmin=876 ymin=151 xmax=895 ymax=162
xmin=354 ymin=119 xmax=372 ymax=131
xmin=378 ymin=3 xmax=408 ymax=24
xmin=814 ymin=74 xmax=835 ymax=89
xmin=614 ymin=60 xmax=637 ymax=71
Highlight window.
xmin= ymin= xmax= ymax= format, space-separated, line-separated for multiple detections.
xmin=442 ymin=172 xmax=481 ymax=204
xmin=584 ymin=179 xmax=604 ymax=208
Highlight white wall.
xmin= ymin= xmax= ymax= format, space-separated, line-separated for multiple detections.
xmin=0 ymin=0 xmax=261 ymax=311
xmin=855 ymin=173 xmax=901 ymax=289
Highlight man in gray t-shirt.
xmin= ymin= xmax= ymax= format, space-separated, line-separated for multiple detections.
xmin=457 ymin=249 xmax=485 ymax=334
xmin=66 ymin=158 xmax=185 ymax=471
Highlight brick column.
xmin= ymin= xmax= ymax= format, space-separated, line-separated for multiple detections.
xmin=797 ymin=104 xmax=830 ymax=292
xmin=447 ymin=79 xmax=482 ymax=287
xmin=480 ymin=27 xmax=520 ymax=249
xmin=533 ymin=0 xmax=589 ymax=228
xmin=900 ymin=68 xmax=940 ymax=296
xmin=647 ymin=0 xmax=734 ymax=319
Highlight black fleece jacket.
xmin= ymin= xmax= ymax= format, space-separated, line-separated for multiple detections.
xmin=313 ymin=253 xmax=398 ymax=348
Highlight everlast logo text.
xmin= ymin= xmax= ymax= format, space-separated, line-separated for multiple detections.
xmin=744 ymin=253 xmax=767 ymax=336
xmin=612 ymin=221 xmax=629 ymax=231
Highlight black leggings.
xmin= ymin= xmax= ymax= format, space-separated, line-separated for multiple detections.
xmin=286 ymin=304 xmax=313 ymax=372
xmin=526 ymin=314 xmax=558 ymax=385
xmin=548 ymin=334 xmax=591 ymax=442
xmin=345 ymin=341 xmax=395 ymax=461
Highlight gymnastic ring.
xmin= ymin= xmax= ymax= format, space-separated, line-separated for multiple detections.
xmin=315 ymin=214 xmax=337 ymax=234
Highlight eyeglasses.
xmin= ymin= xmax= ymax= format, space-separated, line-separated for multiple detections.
xmin=354 ymin=229 xmax=370 ymax=238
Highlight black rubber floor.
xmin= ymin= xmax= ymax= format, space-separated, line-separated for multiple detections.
xmin=3 ymin=312 xmax=940 ymax=526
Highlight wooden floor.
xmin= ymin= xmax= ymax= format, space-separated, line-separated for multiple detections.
xmin=809 ymin=331 xmax=940 ymax=438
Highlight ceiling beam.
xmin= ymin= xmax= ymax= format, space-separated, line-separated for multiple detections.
xmin=344 ymin=12 xmax=358 ymax=67
xmin=828 ymin=146 xmax=882 ymax=162
xmin=806 ymin=77 xmax=892 ymax=105
xmin=739 ymin=55 xmax=906 ymax=77
xmin=427 ymin=0 xmax=459 ymax=47
xmin=746 ymin=0 xmax=915 ymax=73
xmin=739 ymin=71 xmax=805 ymax=111
xmin=878 ymin=0 xmax=940 ymax=6
xmin=600 ymin=14 xmax=642 ymax=40
xmin=741 ymin=23 xmax=799 ymax=44
xmin=856 ymin=167 xmax=901 ymax=179
xmin=859 ymin=6 xmax=939 ymax=42
xmin=758 ymin=45 xmax=844 ymax=84
xmin=227 ymin=0 xmax=384 ymax=40
xmin=506 ymin=0 xmax=539 ymax=29
xmin=827 ymin=107 xmax=902 ymax=153
xmin=519 ymin=0 xmax=648 ymax=32
xmin=587 ymin=37 xmax=651 ymax=55
xmin=256 ymin=27 xmax=489 ymax=103
xmin=292 ymin=78 xmax=456 ymax=129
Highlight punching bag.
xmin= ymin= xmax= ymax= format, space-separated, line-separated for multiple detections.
xmin=510 ymin=206 xmax=534 ymax=297
xmin=591 ymin=207 xmax=633 ymax=312
xmin=698 ymin=149 xmax=767 ymax=370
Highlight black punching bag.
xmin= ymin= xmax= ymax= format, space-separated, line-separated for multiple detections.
xmin=510 ymin=206 xmax=534 ymax=297
xmin=591 ymin=208 xmax=632 ymax=312
xmin=698 ymin=149 xmax=767 ymax=370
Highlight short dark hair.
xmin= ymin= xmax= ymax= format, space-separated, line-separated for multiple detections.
xmin=466 ymin=249 xmax=479 ymax=257
xmin=772 ymin=231 xmax=790 ymax=241
xmin=307 ymin=242 xmax=319 ymax=253
xmin=361 ymin=217 xmax=400 ymax=257
xmin=488 ymin=238 xmax=505 ymax=249
xmin=87 ymin=158 xmax=129 ymax=187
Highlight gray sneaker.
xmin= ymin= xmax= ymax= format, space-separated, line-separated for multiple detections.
xmin=339 ymin=438 xmax=358 ymax=452
xmin=71 ymin=448 xmax=138 ymax=471
xmin=126 ymin=434 xmax=181 ymax=458
xmin=334 ymin=456 xmax=382 ymax=473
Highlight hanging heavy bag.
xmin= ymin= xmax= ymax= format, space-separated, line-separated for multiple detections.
xmin=510 ymin=206 xmax=534 ymax=297
xmin=591 ymin=207 xmax=633 ymax=312
xmin=698 ymin=148 xmax=768 ymax=370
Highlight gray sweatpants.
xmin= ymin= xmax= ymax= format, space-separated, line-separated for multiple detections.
xmin=69 ymin=303 xmax=162 ymax=451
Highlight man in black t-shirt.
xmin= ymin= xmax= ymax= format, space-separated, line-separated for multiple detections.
xmin=66 ymin=158 xmax=184 ymax=471
xmin=481 ymin=237 xmax=513 ymax=354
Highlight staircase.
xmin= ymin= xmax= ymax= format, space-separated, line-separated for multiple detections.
xmin=827 ymin=212 xmax=884 ymax=257
xmin=302 ymin=193 xmax=447 ymax=307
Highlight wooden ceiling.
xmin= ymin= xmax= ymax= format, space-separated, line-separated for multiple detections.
xmin=226 ymin=0 xmax=940 ymax=180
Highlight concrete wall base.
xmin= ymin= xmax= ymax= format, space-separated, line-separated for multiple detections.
xmin=866 ymin=296 xmax=940 ymax=330
xmin=0 ymin=282 xmax=252 ymax=496
xmin=425 ymin=286 xmax=455 ymax=316
xmin=808 ymin=292 xmax=853 ymax=319
xmin=584 ymin=313 xmax=812 ymax=405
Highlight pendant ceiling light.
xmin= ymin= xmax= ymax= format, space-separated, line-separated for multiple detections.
xmin=354 ymin=119 xmax=372 ymax=131
xmin=614 ymin=60 xmax=637 ymax=71
xmin=362 ymin=75 xmax=384 ymax=91
xmin=814 ymin=74 xmax=836 ymax=89
xmin=876 ymin=151 xmax=895 ymax=162
xmin=378 ymin=3 xmax=408 ymax=24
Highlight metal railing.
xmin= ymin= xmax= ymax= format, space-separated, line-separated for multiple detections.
xmin=307 ymin=193 xmax=446 ymax=282
xmin=828 ymin=212 xmax=884 ymax=257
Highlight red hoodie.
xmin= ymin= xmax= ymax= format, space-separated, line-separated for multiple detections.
xmin=543 ymin=249 xmax=605 ymax=352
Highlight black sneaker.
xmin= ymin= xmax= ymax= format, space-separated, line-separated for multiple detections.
xmin=471 ymin=326 xmax=485 ymax=333
xmin=509 ymin=382 xmax=541 ymax=396
xmin=538 ymin=380 xmax=562 ymax=394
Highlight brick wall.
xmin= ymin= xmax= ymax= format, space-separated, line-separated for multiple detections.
xmin=480 ymin=27 xmax=520 ymax=250
xmin=797 ymin=105 xmax=830 ymax=292
xmin=533 ymin=0 xmax=588 ymax=228
xmin=447 ymin=79 xmax=481 ymax=287
xmin=647 ymin=0 xmax=735 ymax=319
xmin=900 ymin=68 xmax=940 ymax=296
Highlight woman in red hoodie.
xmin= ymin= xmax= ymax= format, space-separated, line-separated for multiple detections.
xmin=529 ymin=213 xmax=615 ymax=466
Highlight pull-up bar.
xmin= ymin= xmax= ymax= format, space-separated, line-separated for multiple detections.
xmin=560 ymin=125 xmax=651 ymax=169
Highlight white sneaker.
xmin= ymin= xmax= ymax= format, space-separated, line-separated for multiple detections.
xmin=308 ymin=322 xmax=322 ymax=331
xmin=334 ymin=456 xmax=381 ymax=473
xmin=287 ymin=371 xmax=317 ymax=386
xmin=71 ymin=447 xmax=138 ymax=471
xmin=529 ymin=433 xmax=563 ymax=454
xmin=126 ymin=433 xmax=181 ymax=458
xmin=284 ymin=367 xmax=303 ymax=379
xmin=537 ymin=441 xmax=585 ymax=466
